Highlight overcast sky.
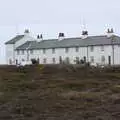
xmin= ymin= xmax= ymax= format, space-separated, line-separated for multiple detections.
xmin=0 ymin=0 xmax=120 ymax=64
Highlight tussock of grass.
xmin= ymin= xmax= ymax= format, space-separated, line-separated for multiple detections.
xmin=110 ymin=85 xmax=120 ymax=93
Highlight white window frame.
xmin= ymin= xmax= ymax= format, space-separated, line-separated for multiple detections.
xmin=66 ymin=57 xmax=70 ymax=64
xmin=22 ymin=50 xmax=24 ymax=55
xmin=65 ymin=48 xmax=69 ymax=53
xmin=52 ymin=58 xmax=56 ymax=64
xmin=43 ymin=49 xmax=46 ymax=54
xmin=52 ymin=48 xmax=55 ymax=54
xmin=90 ymin=56 xmax=94 ymax=63
xmin=30 ymin=50 xmax=33 ymax=54
xmin=76 ymin=47 xmax=79 ymax=52
xmin=101 ymin=45 xmax=104 ymax=51
xmin=43 ymin=58 xmax=47 ymax=64
xmin=101 ymin=56 xmax=105 ymax=63
xmin=90 ymin=46 xmax=94 ymax=52
xmin=17 ymin=50 xmax=20 ymax=55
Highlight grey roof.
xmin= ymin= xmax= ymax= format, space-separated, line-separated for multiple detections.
xmin=53 ymin=35 xmax=120 ymax=47
xmin=16 ymin=41 xmax=37 ymax=50
xmin=5 ymin=35 xmax=24 ymax=44
xmin=16 ymin=35 xmax=120 ymax=50
xmin=32 ymin=39 xmax=58 ymax=49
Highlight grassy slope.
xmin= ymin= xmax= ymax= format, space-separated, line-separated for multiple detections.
xmin=0 ymin=65 xmax=120 ymax=120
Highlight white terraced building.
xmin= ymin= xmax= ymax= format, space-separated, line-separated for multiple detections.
xmin=5 ymin=29 xmax=120 ymax=65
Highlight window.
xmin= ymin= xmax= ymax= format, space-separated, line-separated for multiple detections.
xmin=52 ymin=48 xmax=55 ymax=54
xmin=90 ymin=46 xmax=94 ymax=52
xmin=30 ymin=50 xmax=33 ymax=54
xmin=9 ymin=59 xmax=12 ymax=65
xmin=22 ymin=59 xmax=25 ymax=61
xmin=75 ymin=57 xmax=79 ymax=64
xmin=76 ymin=57 xmax=79 ymax=61
xmin=65 ymin=48 xmax=69 ymax=53
xmin=43 ymin=58 xmax=47 ymax=64
xmin=66 ymin=57 xmax=70 ymax=64
xmin=16 ymin=59 xmax=18 ymax=65
xmin=22 ymin=50 xmax=24 ymax=55
xmin=101 ymin=56 xmax=105 ymax=63
xmin=52 ymin=58 xmax=56 ymax=64
xmin=101 ymin=45 xmax=104 ymax=51
xmin=76 ymin=47 xmax=79 ymax=52
xmin=17 ymin=50 xmax=19 ymax=55
xmin=43 ymin=49 xmax=46 ymax=54
xmin=90 ymin=56 xmax=94 ymax=63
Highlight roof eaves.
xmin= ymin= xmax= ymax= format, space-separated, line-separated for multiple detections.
xmin=5 ymin=35 xmax=24 ymax=45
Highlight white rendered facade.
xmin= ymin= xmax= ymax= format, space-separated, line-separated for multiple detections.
xmin=15 ymin=47 xmax=87 ymax=64
xmin=14 ymin=45 xmax=120 ymax=65
xmin=5 ymin=30 xmax=120 ymax=65
xmin=5 ymin=33 xmax=34 ymax=65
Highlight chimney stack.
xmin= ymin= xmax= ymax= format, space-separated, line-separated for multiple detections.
xmin=58 ymin=33 xmax=65 ymax=41
xmin=24 ymin=29 xmax=30 ymax=36
xmin=107 ymin=28 xmax=114 ymax=37
xmin=37 ymin=34 xmax=43 ymax=42
xmin=81 ymin=30 xmax=88 ymax=39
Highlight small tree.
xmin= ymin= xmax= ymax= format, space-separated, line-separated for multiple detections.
xmin=31 ymin=59 xmax=39 ymax=65
xmin=80 ymin=59 xmax=85 ymax=64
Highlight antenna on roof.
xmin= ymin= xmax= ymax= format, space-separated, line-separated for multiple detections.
xmin=15 ymin=24 xmax=19 ymax=35
xmin=81 ymin=17 xmax=88 ymax=39
xmin=81 ymin=17 xmax=87 ymax=31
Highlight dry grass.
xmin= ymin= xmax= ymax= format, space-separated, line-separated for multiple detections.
xmin=0 ymin=65 xmax=119 ymax=120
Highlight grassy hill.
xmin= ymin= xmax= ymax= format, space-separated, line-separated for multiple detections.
xmin=0 ymin=65 xmax=120 ymax=120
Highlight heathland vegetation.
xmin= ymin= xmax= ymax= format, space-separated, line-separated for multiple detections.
xmin=0 ymin=65 xmax=119 ymax=120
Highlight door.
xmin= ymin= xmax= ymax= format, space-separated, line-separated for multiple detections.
xmin=83 ymin=56 xmax=86 ymax=63
xmin=16 ymin=59 xmax=18 ymax=65
xmin=59 ymin=56 xmax=62 ymax=64
xmin=108 ymin=56 xmax=111 ymax=65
